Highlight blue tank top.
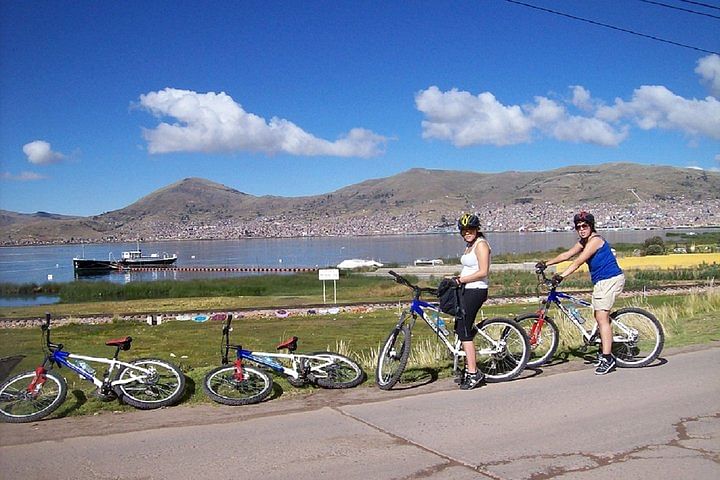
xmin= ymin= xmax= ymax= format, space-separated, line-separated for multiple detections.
xmin=584 ymin=236 xmax=623 ymax=284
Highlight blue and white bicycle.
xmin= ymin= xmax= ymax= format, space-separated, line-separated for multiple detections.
xmin=0 ymin=313 xmax=186 ymax=423
xmin=202 ymin=314 xmax=364 ymax=406
xmin=516 ymin=266 xmax=665 ymax=368
xmin=376 ymin=271 xmax=529 ymax=390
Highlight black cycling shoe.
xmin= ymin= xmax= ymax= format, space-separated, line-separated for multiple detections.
xmin=459 ymin=371 xmax=485 ymax=390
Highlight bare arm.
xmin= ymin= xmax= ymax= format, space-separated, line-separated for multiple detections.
xmin=545 ymin=243 xmax=583 ymax=266
xmin=558 ymin=236 xmax=603 ymax=279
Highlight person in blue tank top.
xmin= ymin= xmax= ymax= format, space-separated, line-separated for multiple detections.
xmin=537 ymin=211 xmax=625 ymax=375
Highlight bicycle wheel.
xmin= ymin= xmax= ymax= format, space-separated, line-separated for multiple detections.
xmin=114 ymin=358 xmax=186 ymax=409
xmin=0 ymin=370 xmax=67 ymax=423
xmin=515 ymin=313 xmax=559 ymax=368
xmin=375 ymin=321 xmax=412 ymax=390
xmin=610 ymin=307 xmax=664 ymax=368
xmin=203 ymin=365 xmax=273 ymax=405
xmin=474 ymin=317 xmax=529 ymax=382
xmin=307 ymin=352 xmax=364 ymax=389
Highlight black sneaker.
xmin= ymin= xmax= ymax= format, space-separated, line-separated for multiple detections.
xmin=454 ymin=368 xmax=466 ymax=384
xmin=459 ymin=371 xmax=485 ymax=390
xmin=594 ymin=352 xmax=602 ymax=366
xmin=595 ymin=355 xmax=616 ymax=375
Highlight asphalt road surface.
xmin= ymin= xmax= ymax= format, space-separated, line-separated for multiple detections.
xmin=1 ymin=344 xmax=718 ymax=479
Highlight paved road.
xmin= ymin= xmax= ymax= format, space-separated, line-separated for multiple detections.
xmin=1 ymin=345 xmax=718 ymax=479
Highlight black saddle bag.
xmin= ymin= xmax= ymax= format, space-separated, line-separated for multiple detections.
xmin=437 ymin=278 xmax=465 ymax=318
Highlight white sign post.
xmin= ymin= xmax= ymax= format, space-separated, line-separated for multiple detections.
xmin=318 ymin=268 xmax=340 ymax=304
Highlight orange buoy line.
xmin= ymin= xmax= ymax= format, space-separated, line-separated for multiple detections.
xmin=118 ymin=266 xmax=318 ymax=273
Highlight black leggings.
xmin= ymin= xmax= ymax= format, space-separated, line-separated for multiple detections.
xmin=455 ymin=288 xmax=488 ymax=341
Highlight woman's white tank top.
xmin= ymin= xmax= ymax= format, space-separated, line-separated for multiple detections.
xmin=460 ymin=238 xmax=490 ymax=289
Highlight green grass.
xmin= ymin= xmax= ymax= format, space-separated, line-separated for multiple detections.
xmin=2 ymin=262 xmax=719 ymax=320
xmin=1 ymin=288 xmax=718 ymax=420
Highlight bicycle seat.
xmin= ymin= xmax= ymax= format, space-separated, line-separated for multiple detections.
xmin=106 ymin=336 xmax=132 ymax=351
xmin=276 ymin=336 xmax=298 ymax=352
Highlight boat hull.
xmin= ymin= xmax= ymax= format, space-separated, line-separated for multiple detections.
xmin=72 ymin=258 xmax=117 ymax=272
xmin=73 ymin=255 xmax=177 ymax=273
xmin=118 ymin=256 xmax=177 ymax=268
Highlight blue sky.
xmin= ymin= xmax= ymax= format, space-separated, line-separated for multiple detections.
xmin=1 ymin=0 xmax=719 ymax=216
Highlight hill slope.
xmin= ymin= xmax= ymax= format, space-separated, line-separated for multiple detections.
xmin=3 ymin=163 xmax=719 ymax=244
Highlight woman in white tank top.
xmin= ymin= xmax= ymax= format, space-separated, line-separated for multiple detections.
xmin=454 ymin=213 xmax=491 ymax=390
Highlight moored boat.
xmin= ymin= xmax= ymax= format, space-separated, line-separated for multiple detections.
xmin=117 ymin=250 xmax=177 ymax=268
xmin=73 ymin=246 xmax=177 ymax=274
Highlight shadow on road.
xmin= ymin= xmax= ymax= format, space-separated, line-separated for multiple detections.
xmin=392 ymin=367 xmax=438 ymax=390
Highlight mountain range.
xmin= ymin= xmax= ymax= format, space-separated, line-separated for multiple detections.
xmin=2 ymin=162 xmax=719 ymax=245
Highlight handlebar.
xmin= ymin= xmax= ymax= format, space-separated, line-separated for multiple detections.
xmin=220 ymin=314 xmax=236 ymax=364
xmin=534 ymin=265 xmax=559 ymax=289
xmin=222 ymin=314 xmax=233 ymax=335
xmin=41 ymin=313 xmax=63 ymax=352
xmin=388 ymin=270 xmax=439 ymax=298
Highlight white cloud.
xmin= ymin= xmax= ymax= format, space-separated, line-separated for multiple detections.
xmin=417 ymin=57 xmax=720 ymax=148
xmin=415 ymin=86 xmax=533 ymax=146
xmin=138 ymin=88 xmax=387 ymax=158
xmin=606 ymin=85 xmax=720 ymax=139
xmin=1 ymin=171 xmax=47 ymax=181
xmin=416 ymin=86 xmax=625 ymax=147
xmin=22 ymin=140 xmax=66 ymax=165
xmin=696 ymin=54 xmax=720 ymax=98
xmin=570 ymin=85 xmax=593 ymax=111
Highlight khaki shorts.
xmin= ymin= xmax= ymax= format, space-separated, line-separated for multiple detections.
xmin=592 ymin=274 xmax=625 ymax=311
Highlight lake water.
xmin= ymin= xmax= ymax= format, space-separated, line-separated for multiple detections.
xmin=0 ymin=229 xmax=693 ymax=287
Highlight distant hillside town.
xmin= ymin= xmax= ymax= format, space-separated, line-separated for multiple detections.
xmin=6 ymin=198 xmax=716 ymax=246
xmin=110 ymin=199 xmax=720 ymax=241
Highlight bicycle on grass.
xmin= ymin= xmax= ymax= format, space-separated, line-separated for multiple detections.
xmin=376 ymin=271 xmax=530 ymax=390
xmin=202 ymin=314 xmax=364 ymax=406
xmin=515 ymin=266 xmax=665 ymax=368
xmin=0 ymin=313 xmax=186 ymax=423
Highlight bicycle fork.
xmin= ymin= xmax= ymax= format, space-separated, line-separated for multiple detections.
xmin=26 ymin=366 xmax=48 ymax=397
xmin=529 ymin=309 xmax=547 ymax=347
xmin=232 ymin=359 xmax=245 ymax=382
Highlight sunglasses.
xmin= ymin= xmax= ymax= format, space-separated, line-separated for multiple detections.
xmin=575 ymin=223 xmax=591 ymax=230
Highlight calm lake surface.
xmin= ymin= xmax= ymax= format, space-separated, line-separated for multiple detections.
xmin=0 ymin=229 xmax=693 ymax=287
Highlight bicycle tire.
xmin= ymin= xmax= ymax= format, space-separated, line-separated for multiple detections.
xmin=0 ymin=370 xmax=67 ymax=423
xmin=114 ymin=358 xmax=186 ymax=409
xmin=375 ymin=321 xmax=412 ymax=390
xmin=610 ymin=307 xmax=665 ymax=368
xmin=307 ymin=352 xmax=364 ymax=389
xmin=514 ymin=313 xmax=560 ymax=368
xmin=203 ymin=365 xmax=273 ymax=405
xmin=475 ymin=317 xmax=529 ymax=382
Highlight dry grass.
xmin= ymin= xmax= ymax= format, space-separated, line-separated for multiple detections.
xmin=639 ymin=288 xmax=720 ymax=339
xmin=557 ymin=253 xmax=720 ymax=272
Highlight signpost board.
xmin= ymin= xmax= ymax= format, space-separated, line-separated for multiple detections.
xmin=318 ymin=269 xmax=339 ymax=304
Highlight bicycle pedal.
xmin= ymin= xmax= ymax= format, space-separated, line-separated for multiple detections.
xmin=93 ymin=389 xmax=118 ymax=402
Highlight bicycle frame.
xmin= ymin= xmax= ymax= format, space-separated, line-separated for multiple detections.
xmin=407 ymin=298 xmax=506 ymax=359
xmin=220 ymin=316 xmax=336 ymax=381
xmin=391 ymin=271 xmax=512 ymax=374
xmin=532 ymin=270 xmax=644 ymax=348
xmin=45 ymin=351 xmax=155 ymax=389
xmin=38 ymin=313 xmax=157 ymax=390
xmin=534 ymin=285 xmax=598 ymax=345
